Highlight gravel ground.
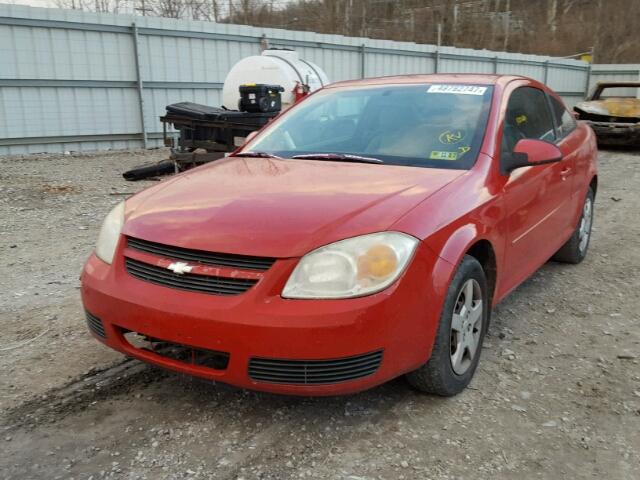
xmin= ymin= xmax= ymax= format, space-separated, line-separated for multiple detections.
xmin=0 ymin=147 xmax=639 ymax=479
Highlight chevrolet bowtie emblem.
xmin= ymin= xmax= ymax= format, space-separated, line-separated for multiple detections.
xmin=167 ymin=261 xmax=193 ymax=275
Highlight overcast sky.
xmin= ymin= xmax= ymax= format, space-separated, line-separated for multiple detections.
xmin=3 ymin=0 xmax=58 ymax=7
xmin=1 ymin=0 xmax=240 ymax=16
xmin=1 ymin=0 xmax=157 ymax=16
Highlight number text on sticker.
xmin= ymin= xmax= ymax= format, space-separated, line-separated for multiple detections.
xmin=428 ymin=85 xmax=488 ymax=96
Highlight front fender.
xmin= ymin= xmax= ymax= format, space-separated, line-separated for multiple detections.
xmin=423 ymin=217 xmax=504 ymax=307
xmin=390 ymin=154 xmax=506 ymax=306
xmin=427 ymin=223 xmax=483 ymax=266
xmin=424 ymin=225 xmax=481 ymax=294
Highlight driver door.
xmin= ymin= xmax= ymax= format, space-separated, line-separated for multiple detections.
xmin=500 ymin=86 xmax=575 ymax=291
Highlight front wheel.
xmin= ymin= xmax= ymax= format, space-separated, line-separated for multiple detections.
xmin=406 ymin=255 xmax=488 ymax=396
xmin=552 ymin=187 xmax=594 ymax=264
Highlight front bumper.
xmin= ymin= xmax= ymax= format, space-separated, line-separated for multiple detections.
xmin=80 ymin=241 xmax=446 ymax=396
xmin=587 ymin=120 xmax=640 ymax=145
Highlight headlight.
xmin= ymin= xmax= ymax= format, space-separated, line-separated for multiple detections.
xmin=282 ymin=232 xmax=418 ymax=299
xmin=95 ymin=201 xmax=125 ymax=264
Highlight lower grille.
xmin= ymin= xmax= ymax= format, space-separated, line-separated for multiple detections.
xmin=124 ymin=257 xmax=258 ymax=296
xmin=123 ymin=331 xmax=229 ymax=370
xmin=85 ymin=310 xmax=106 ymax=338
xmin=248 ymin=350 xmax=383 ymax=385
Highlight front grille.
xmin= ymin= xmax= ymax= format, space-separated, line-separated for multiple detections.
xmin=85 ymin=310 xmax=106 ymax=338
xmin=248 ymin=350 xmax=383 ymax=385
xmin=122 ymin=331 xmax=229 ymax=370
xmin=125 ymin=258 xmax=257 ymax=296
xmin=127 ymin=236 xmax=276 ymax=271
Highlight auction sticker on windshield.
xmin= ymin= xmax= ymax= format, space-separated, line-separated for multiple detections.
xmin=430 ymin=150 xmax=458 ymax=160
xmin=428 ymin=85 xmax=488 ymax=95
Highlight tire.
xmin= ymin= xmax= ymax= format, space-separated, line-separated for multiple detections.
xmin=406 ymin=255 xmax=489 ymax=396
xmin=552 ymin=187 xmax=594 ymax=264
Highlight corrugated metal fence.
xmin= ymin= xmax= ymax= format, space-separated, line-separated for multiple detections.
xmin=1 ymin=5 xmax=592 ymax=155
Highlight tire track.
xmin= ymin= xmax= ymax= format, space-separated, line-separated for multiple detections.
xmin=1 ymin=359 xmax=167 ymax=431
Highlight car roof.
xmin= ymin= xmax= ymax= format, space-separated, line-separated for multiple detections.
xmin=596 ymin=81 xmax=640 ymax=88
xmin=325 ymin=73 xmax=528 ymax=90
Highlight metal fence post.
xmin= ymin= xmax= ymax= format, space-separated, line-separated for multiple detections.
xmin=543 ymin=60 xmax=549 ymax=85
xmin=132 ymin=22 xmax=148 ymax=149
xmin=260 ymin=34 xmax=269 ymax=51
xmin=584 ymin=64 xmax=592 ymax=99
xmin=493 ymin=56 xmax=499 ymax=74
xmin=360 ymin=44 xmax=366 ymax=78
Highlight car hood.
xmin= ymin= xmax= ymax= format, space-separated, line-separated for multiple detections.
xmin=576 ymin=98 xmax=640 ymax=118
xmin=124 ymin=157 xmax=465 ymax=258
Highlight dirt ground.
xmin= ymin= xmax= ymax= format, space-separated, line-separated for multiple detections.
xmin=0 ymin=148 xmax=638 ymax=480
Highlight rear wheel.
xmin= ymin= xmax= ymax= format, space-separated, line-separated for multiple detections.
xmin=406 ymin=255 xmax=488 ymax=396
xmin=552 ymin=187 xmax=594 ymax=264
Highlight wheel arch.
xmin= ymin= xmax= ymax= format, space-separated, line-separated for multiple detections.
xmin=589 ymin=175 xmax=598 ymax=198
xmin=465 ymin=239 xmax=498 ymax=307
xmin=428 ymin=224 xmax=499 ymax=307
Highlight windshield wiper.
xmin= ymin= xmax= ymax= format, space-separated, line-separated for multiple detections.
xmin=291 ymin=153 xmax=384 ymax=164
xmin=233 ymin=151 xmax=281 ymax=159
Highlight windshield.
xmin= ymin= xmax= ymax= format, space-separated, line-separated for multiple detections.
xmin=595 ymin=85 xmax=640 ymax=99
xmin=243 ymin=83 xmax=494 ymax=169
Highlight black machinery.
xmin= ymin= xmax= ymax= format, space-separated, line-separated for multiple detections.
xmin=123 ymin=84 xmax=283 ymax=181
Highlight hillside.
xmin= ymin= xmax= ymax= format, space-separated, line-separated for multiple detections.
xmin=223 ymin=0 xmax=638 ymax=63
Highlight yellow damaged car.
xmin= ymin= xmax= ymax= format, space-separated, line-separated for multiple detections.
xmin=574 ymin=82 xmax=640 ymax=146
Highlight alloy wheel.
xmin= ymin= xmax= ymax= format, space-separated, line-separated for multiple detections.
xmin=450 ymin=279 xmax=483 ymax=375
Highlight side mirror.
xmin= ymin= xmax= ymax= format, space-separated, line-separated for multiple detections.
xmin=503 ymin=138 xmax=563 ymax=173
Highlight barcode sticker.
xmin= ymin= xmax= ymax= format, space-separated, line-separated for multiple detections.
xmin=427 ymin=85 xmax=487 ymax=95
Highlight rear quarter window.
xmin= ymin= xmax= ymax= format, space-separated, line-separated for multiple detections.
xmin=549 ymin=95 xmax=577 ymax=140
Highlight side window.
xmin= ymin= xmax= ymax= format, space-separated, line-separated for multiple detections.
xmin=501 ymin=87 xmax=556 ymax=156
xmin=548 ymin=95 xmax=577 ymax=140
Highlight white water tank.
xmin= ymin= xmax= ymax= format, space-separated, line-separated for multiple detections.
xmin=222 ymin=49 xmax=330 ymax=111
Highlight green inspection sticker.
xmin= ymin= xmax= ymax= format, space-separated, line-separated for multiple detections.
xmin=430 ymin=150 xmax=458 ymax=160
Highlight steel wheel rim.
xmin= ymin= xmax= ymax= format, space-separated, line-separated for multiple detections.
xmin=450 ymin=279 xmax=483 ymax=376
xmin=578 ymin=196 xmax=593 ymax=254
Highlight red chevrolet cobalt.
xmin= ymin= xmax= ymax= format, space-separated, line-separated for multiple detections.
xmin=81 ymin=75 xmax=597 ymax=396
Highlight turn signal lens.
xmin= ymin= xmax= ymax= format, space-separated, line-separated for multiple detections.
xmin=357 ymin=244 xmax=398 ymax=280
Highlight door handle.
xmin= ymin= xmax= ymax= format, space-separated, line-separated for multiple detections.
xmin=560 ymin=167 xmax=572 ymax=176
